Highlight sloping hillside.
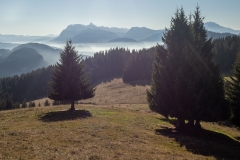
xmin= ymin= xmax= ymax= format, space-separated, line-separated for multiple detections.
xmin=0 ymin=48 xmax=47 ymax=77
xmin=1 ymin=78 xmax=240 ymax=159
xmin=12 ymin=43 xmax=61 ymax=65
xmin=79 ymin=78 xmax=150 ymax=105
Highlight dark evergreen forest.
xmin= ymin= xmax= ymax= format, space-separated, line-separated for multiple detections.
xmin=0 ymin=35 xmax=239 ymax=110
xmin=213 ymin=35 xmax=240 ymax=75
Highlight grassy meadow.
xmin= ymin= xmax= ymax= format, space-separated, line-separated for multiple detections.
xmin=0 ymin=78 xmax=240 ymax=159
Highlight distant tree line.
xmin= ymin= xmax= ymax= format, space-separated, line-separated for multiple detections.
xmin=0 ymin=66 xmax=53 ymax=110
xmin=85 ymin=35 xmax=240 ymax=84
xmin=213 ymin=35 xmax=240 ymax=75
xmin=122 ymin=47 xmax=155 ymax=82
xmin=0 ymin=35 xmax=240 ymax=112
xmin=84 ymin=48 xmax=131 ymax=83
xmin=226 ymin=51 xmax=240 ymax=126
xmin=84 ymin=47 xmax=155 ymax=83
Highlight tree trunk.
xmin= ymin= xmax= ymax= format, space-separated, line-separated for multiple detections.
xmin=69 ymin=100 xmax=75 ymax=111
xmin=187 ymin=119 xmax=194 ymax=127
xmin=194 ymin=120 xmax=201 ymax=129
xmin=176 ymin=118 xmax=185 ymax=130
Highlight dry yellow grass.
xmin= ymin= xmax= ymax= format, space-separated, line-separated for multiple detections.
xmin=79 ymin=78 xmax=150 ymax=105
xmin=0 ymin=78 xmax=240 ymax=159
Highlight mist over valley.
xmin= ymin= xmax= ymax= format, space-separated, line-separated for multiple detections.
xmin=0 ymin=22 xmax=239 ymax=78
xmin=1 ymin=1 xmax=240 ymax=159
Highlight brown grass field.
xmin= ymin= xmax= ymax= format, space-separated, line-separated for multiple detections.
xmin=0 ymin=78 xmax=240 ymax=159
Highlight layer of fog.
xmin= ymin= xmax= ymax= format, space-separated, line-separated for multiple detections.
xmin=47 ymin=41 xmax=163 ymax=57
xmin=0 ymin=41 xmax=163 ymax=66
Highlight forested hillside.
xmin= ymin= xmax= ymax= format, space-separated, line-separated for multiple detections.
xmin=0 ymin=48 xmax=47 ymax=78
xmin=0 ymin=66 xmax=53 ymax=110
xmin=0 ymin=34 xmax=240 ymax=110
xmin=213 ymin=35 xmax=240 ymax=74
xmin=85 ymin=47 xmax=155 ymax=84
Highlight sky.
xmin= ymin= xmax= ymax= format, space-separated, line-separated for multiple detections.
xmin=0 ymin=0 xmax=240 ymax=36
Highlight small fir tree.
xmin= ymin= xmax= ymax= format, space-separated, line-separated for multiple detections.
xmin=28 ymin=101 xmax=35 ymax=107
xmin=44 ymin=100 xmax=50 ymax=106
xmin=52 ymin=100 xmax=60 ymax=106
xmin=48 ymin=40 xmax=95 ymax=111
xmin=5 ymin=95 xmax=13 ymax=110
xmin=21 ymin=99 xmax=27 ymax=108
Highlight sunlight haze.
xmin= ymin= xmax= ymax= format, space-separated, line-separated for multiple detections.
xmin=0 ymin=0 xmax=239 ymax=36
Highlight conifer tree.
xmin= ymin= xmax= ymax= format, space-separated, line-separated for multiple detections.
xmin=29 ymin=101 xmax=36 ymax=107
xmin=147 ymin=6 xmax=229 ymax=130
xmin=48 ymin=40 xmax=95 ymax=111
xmin=28 ymin=101 xmax=32 ymax=107
xmin=5 ymin=95 xmax=13 ymax=110
xmin=44 ymin=99 xmax=50 ymax=106
xmin=21 ymin=99 xmax=27 ymax=108
xmin=226 ymin=52 xmax=240 ymax=125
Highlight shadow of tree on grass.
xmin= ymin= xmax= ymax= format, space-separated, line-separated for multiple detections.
xmin=39 ymin=109 xmax=92 ymax=122
xmin=157 ymin=117 xmax=177 ymax=126
xmin=155 ymin=127 xmax=240 ymax=159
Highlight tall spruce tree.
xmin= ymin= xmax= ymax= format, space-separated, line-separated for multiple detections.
xmin=191 ymin=6 xmax=229 ymax=126
xmin=226 ymin=52 xmax=240 ymax=126
xmin=147 ymin=6 xmax=229 ymax=129
xmin=48 ymin=40 xmax=95 ymax=111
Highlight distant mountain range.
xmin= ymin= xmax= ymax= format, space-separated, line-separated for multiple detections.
xmin=53 ymin=24 xmax=165 ymax=43
xmin=12 ymin=43 xmax=61 ymax=65
xmin=0 ymin=47 xmax=47 ymax=78
xmin=207 ymin=31 xmax=235 ymax=40
xmin=204 ymin=22 xmax=240 ymax=35
xmin=0 ymin=43 xmax=91 ymax=78
xmin=72 ymin=29 xmax=119 ymax=43
xmin=53 ymin=23 xmax=128 ymax=42
xmin=0 ymin=34 xmax=56 ymax=43
xmin=52 ymin=22 xmax=239 ymax=43
xmin=109 ymin=38 xmax=137 ymax=43
xmin=52 ymin=23 xmax=164 ymax=43
xmin=0 ymin=43 xmax=61 ymax=78
xmin=0 ymin=22 xmax=239 ymax=45
xmin=124 ymin=27 xmax=164 ymax=40
xmin=0 ymin=42 xmax=19 ymax=50
xmin=0 ymin=49 xmax=11 ymax=59
xmin=0 ymin=21 xmax=239 ymax=78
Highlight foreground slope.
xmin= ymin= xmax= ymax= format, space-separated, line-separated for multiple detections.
xmin=0 ymin=78 xmax=240 ymax=159
xmin=0 ymin=104 xmax=240 ymax=159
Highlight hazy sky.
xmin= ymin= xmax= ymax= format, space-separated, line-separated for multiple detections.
xmin=0 ymin=0 xmax=239 ymax=36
